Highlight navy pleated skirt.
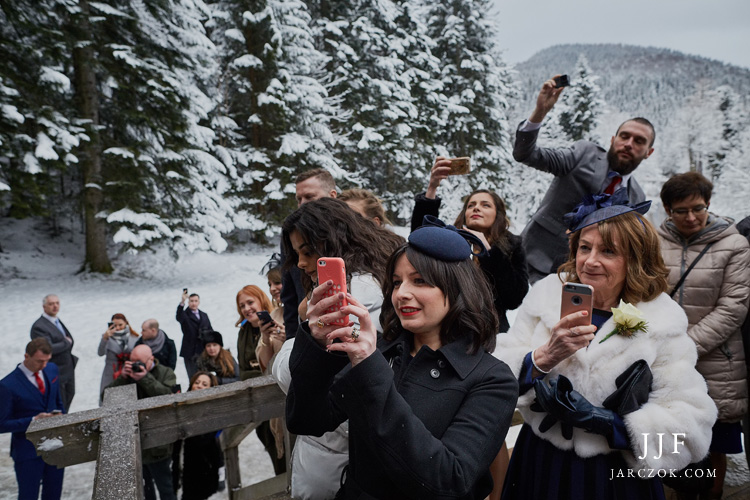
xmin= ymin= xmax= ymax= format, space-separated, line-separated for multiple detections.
xmin=502 ymin=424 xmax=666 ymax=500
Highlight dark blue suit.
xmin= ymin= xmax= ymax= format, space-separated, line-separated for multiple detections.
xmin=175 ymin=305 xmax=212 ymax=378
xmin=0 ymin=362 xmax=65 ymax=500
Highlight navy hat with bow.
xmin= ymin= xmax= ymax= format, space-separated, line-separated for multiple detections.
xmin=564 ymin=190 xmax=651 ymax=233
xmin=409 ymin=215 xmax=488 ymax=261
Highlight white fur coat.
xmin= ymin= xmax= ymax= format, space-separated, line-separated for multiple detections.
xmin=496 ymin=275 xmax=717 ymax=471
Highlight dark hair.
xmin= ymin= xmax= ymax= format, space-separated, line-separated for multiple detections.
xmin=295 ymin=168 xmax=336 ymax=192
xmin=282 ymin=198 xmax=405 ymax=293
xmin=617 ymin=117 xmax=656 ymax=147
xmin=380 ymin=244 xmax=499 ymax=355
xmin=339 ymin=188 xmax=392 ymax=226
xmin=189 ymin=293 xmax=200 ymax=299
xmin=453 ymin=189 xmax=512 ymax=254
xmin=558 ymin=212 xmax=668 ymax=304
xmin=660 ymin=171 xmax=713 ymax=209
xmin=26 ymin=338 xmax=52 ymax=356
xmin=189 ymin=371 xmax=218 ymax=390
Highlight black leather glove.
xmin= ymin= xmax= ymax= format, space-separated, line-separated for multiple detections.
xmin=602 ymin=360 xmax=652 ymax=415
xmin=531 ymin=375 xmax=616 ymax=439
xmin=531 ymin=376 xmax=574 ymax=439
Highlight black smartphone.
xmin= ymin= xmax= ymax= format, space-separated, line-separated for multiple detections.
xmin=257 ymin=311 xmax=273 ymax=325
xmin=107 ymin=322 xmax=114 ymax=328
xmin=554 ymin=75 xmax=570 ymax=88
xmin=183 ymin=287 xmax=188 ymax=294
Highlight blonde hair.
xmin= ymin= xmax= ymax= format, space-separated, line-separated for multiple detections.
xmin=558 ymin=212 xmax=668 ymax=304
xmin=339 ymin=188 xmax=391 ymax=226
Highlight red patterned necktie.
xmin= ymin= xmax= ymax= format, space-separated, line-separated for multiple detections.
xmin=34 ymin=371 xmax=45 ymax=395
xmin=604 ymin=175 xmax=622 ymax=195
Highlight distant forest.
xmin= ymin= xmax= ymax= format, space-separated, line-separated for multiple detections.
xmin=1 ymin=2 xmax=748 ymax=272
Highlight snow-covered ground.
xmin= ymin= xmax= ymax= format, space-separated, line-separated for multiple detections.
xmin=0 ymin=218 xmax=277 ymax=499
xmin=1 ymin=217 xmax=748 ymax=498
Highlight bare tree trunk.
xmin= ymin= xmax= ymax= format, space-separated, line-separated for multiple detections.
xmin=71 ymin=0 xmax=112 ymax=273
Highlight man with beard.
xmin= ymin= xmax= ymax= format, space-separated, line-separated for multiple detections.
xmin=514 ymin=75 xmax=654 ymax=282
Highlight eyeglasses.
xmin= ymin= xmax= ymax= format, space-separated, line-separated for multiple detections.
xmin=670 ymin=206 xmax=708 ymax=217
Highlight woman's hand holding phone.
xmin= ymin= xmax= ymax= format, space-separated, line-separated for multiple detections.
xmin=325 ymin=294 xmax=377 ymax=367
xmin=308 ymin=280 xmax=347 ymax=347
xmin=426 ymin=157 xmax=453 ymax=199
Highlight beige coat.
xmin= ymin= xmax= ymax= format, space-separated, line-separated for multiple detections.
xmin=658 ymin=215 xmax=750 ymax=422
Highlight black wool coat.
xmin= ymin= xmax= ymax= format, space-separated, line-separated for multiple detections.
xmin=286 ymin=324 xmax=519 ymax=500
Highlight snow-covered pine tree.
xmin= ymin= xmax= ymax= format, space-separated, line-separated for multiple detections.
xmin=705 ymin=85 xmax=749 ymax=219
xmin=309 ymin=0 xmax=435 ymax=221
xmin=76 ymin=0 xmax=237 ymax=258
xmin=208 ymin=0 xmax=339 ymax=238
xmin=0 ymin=1 xmax=87 ymax=226
xmin=558 ymin=54 xmax=604 ymax=144
xmin=420 ymin=0 xmax=515 ymax=220
xmin=3 ymin=0 xmax=238 ymax=270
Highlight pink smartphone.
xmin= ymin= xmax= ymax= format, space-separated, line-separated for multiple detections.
xmin=560 ymin=282 xmax=593 ymax=324
xmin=317 ymin=257 xmax=349 ymax=326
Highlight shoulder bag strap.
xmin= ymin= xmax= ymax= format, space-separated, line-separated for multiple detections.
xmin=669 ymin=241 xmax=716 ymax=298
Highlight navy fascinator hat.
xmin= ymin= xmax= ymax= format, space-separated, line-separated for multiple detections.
xmin=408 ymin=215 xmax=489 ymax=261
xmin=564 ymin=191 xmax=651 ymax=233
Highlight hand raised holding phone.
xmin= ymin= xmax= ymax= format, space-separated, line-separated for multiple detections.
xmin=533 ymin=283 xmax=597 ymax=373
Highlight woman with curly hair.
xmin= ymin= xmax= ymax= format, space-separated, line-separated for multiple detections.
xmin=272 ymin=197 xmax=404 ymax=499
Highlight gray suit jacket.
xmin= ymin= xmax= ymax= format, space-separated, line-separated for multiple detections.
xmin=514 ymin=124 xmax=645 ymax=278
xmin=30 ymin=316 xmax=77 ymax=383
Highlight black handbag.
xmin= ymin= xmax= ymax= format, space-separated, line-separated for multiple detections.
xmin=602 ymin=359 xmax=653 ymax=415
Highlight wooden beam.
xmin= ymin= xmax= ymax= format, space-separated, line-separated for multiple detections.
xmin=26 ymin=376 xmax=285 ymax=467
xmin=221 ymin=421 xmax=261 ymax=450
xmin=138 ymin=376 xmax=285 ymax=450
xmin=93 ymin=385 xmax=143 ymax=499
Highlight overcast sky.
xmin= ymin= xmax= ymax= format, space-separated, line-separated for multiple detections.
xmin=490 ymin=0 xmax=750 ymax=70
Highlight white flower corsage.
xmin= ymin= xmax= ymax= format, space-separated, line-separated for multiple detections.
xmin=599 ymin=299 xmax=648 ymax=343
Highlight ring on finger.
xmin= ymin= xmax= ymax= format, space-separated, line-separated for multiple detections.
xmin=571 ymin=327 xmax=578 ymax=336
xmin=316 ymin=318 xmax=325 ymax=328
xmin=276 ymin=328 xmax=281 ymax=334
xmin=351 ymin=324 xmax=360 ymax=341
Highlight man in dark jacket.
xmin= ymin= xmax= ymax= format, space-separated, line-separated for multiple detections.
xmin=176 ymin=291 xmax=212 ymax=378
xmin=30 ymin=294 xmax=77 ymax=411
xmin=136 ymin=319 xmax=177 ymax=370
xmin=106 ymin=345 xmax=177 ymax=500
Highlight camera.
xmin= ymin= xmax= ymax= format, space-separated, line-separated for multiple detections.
xmin=554 ymin=75 xmax=570 ymax=88
xmin=131 ymin=361 xmax=146 ymax=373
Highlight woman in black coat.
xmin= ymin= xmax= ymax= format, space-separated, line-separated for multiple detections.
xmin=411 ymin=156 xmax=528 ymax=333
xmin=181 ymin=372 xmax=222 ymax=500
xmin=286 ymin=222 xmax=519 ymax=499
